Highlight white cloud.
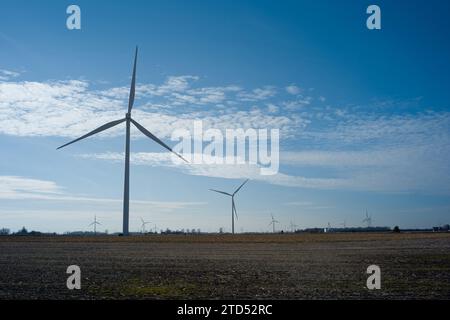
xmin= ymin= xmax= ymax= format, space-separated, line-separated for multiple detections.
xmin=267 ymin=103 xmax=279 ymax=113
xmin=302 ymin=111 xmax=450 ymax=147
xmin=0 ymin=175 xmax=205 ymax=210
xmin=281 ymin=146 xmax=450 ymax=194
xmin=77 ymin=144 xmax=450 ymax=194
xmin=0 ymin=176 xmax=63 ymax=199
xmin=281 ymin=110 xmax=450 ymax=194
xmin=283 ymin=96 xmax=312 ymax=110
xmin=1 ymin=73 xmax=449 ymax=195
xmin=286 ymin=85 xmax=301 ymax=95
xmin=0 ymin=79 xmax=302 ymax=139
xmin=0 ymin=69 xmax=20 ymax=81
xmin=237 ymin=86 xmax=276 ymax=101
xmin=100 ymin=76 xmax=240 ymax=107
xmin=79 ymin=152 xmax=348 ymax=190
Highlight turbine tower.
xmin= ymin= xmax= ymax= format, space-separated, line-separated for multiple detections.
xmin=57 ymin=47 xmax=187 ymax=236
xmin=140 ymin=217 xmax=151 ymax=234
xmin=362 ymin=210 xmax=372 ymax=228
xmin=89 ymin=215 xmax=101 ymax=235
xmin=268 ymin=213 xmax=279 ymax=233
xmin=210 ymin=179 xmax=249 ymax=234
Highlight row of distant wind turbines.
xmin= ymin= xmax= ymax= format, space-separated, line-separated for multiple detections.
xmin=86 ymin=179 xmax=248 ymax=235
xmin=59 ymin=47 xmax=374 ymax=236
xmin=88 ymin=208 xmax=373 ymax=235
xmin=88 ymin=215 xmax=155 ymax=235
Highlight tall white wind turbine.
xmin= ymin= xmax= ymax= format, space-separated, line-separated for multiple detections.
xmin=210 ymin=179 xmax=249 ymax=234
xmin=57 ymin=47 xmax=187 ymax=236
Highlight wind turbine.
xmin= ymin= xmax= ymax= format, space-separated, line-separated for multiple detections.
xmin=57 ymin=47 xmax=187 ymax=236
xmin=268 ymin=213 xmax=279 ymax=233
xmin=340 ymin=220 xmax=347 ymax=228
xmin=210 ymin=179 xmax=249 ymax=234
xmin=140 ymin=217 xmax=151 ymax=234
xmin=89 ymin=215 xmax=101 ymax=235
xmin=362 ymin=210 xmax=372 ymax=228
xmin=289 ymin=220 xmax=298 ymax=233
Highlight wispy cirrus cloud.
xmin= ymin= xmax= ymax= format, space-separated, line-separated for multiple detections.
xmin=0 ymin=69 xmax=20 ymax=81
xmin=78 ymin=122 xmax=450 ymax=194
xmin=0 ymin=176 xmax=63 ymax=199
xmin=0 ymin=175 xmax=205 ymax=210
xmin=79 ymin=152 xmax=347 ymax=190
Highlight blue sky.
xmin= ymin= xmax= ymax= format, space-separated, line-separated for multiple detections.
xmin=0 ymin=0 xmax=449 ymax=233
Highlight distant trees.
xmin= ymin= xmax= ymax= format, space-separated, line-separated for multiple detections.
xmin=393 ymin=226 xmax=401 ymax=233
xmin=17 ymin=227 xmax=28 ymax=235
xmin=0 ymin=228 xmax=10 ymax=235
xmin=161 ymin=228 xmax=202 ymax=235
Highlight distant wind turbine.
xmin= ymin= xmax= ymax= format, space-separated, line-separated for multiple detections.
xmin=140 ymin=217 xmax=151 ymax=234
xmin=268 ymin=213 xmax=280 ymax=233
xmin=210 ymin=179 xmax=249 ymax=234
xmin=289 ymin=219 xmax=298 ymax=233
xmin=362 ymin=210 xmax=372 ymax=228
xmin=89 ymin=215 xmax=101 ymax=235
xmin=57 ymin=47 xmax=187 ymax=236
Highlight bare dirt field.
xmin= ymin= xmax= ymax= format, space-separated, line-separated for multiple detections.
xmin=0 ymin=232 xmax=449 ymax=300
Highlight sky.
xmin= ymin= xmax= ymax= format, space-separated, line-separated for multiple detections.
xmin=0 ymin=0 xmax=449 ymax=233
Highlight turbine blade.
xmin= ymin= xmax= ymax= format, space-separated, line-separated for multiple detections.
xmin=128 ymin=46 xmax=138 ymax=113
xmin=232 ymin=199 xmax=238 ymax=220
xmin=89 ymin=222 xmax=94 ymax=226
xmin=57 ymin=118 xmax=126 ymax=150
xmin=131 ymin=119 xmax=189 ymax=163
xmin=233 ymin=179 xmax=249 ymax=195
xmin=209 ymin=189 xmax=232 ymax=196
